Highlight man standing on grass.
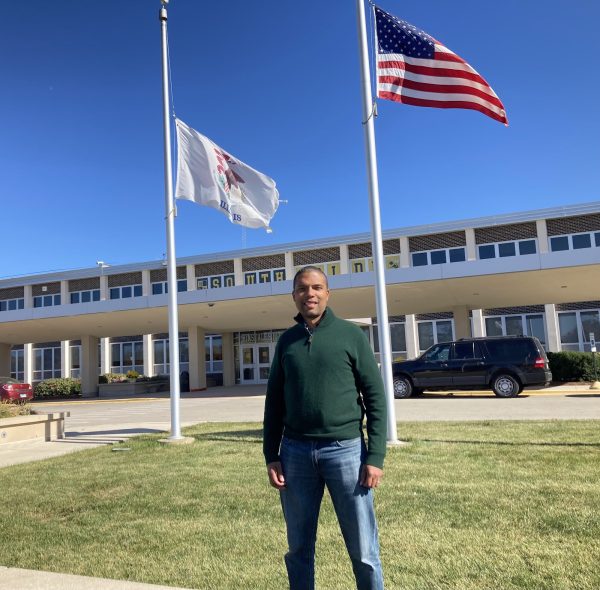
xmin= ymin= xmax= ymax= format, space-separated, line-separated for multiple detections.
xmin=263 ymin=266 xmax=387 ymax=590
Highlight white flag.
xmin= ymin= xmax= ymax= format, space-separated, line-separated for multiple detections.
xmin=175 ymin=118 xmax=279 ymax=231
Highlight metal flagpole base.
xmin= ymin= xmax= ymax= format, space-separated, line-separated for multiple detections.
xmin=590 ymin=381 xmax=600 ymax=390
xmin=158 ymin=436 xmax=195 ymax=445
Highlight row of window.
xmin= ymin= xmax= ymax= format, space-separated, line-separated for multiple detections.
xmin=550 ymin=231 xmax=600 ymax=252
xmin=4 ymin=232 xmax=599 ymax=308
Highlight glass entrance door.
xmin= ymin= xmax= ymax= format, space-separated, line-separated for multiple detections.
xmin=240 ymin=344 xmax=274 ymax=384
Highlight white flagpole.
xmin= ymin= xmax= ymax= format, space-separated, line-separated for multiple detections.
xmin=356 ymin=0 xmax=398 ymax=443
xmin=159 ymin=0 xmax=183 ymax=440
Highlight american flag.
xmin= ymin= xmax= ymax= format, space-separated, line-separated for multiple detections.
xmin=374 ymin=5 xmax=507 ymax=125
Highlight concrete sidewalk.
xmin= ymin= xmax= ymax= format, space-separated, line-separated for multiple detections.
xmin=0 ymin=566 xmax=193 ymax=590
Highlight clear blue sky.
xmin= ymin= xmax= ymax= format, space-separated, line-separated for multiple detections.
xmin=3 ymin=0 xmax=599 ymax=278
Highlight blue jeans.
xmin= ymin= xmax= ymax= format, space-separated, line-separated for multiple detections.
xmin=279 ymin=436 xmax=384 ymax=590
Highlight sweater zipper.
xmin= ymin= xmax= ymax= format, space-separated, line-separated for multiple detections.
xmin=304 ymin=323 xmax=313 ymax=353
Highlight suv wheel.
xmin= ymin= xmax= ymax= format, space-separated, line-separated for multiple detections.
xmin=393 ymin=376 xmax=413 ymax=399
xmin=492 ymin=374 xmax=520 ymax=398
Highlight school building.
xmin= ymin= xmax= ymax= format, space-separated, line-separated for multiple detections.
xmin=1 ymin=201 xmax=599 ymax=396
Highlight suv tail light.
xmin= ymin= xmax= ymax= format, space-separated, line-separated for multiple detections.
xmin=534 ymin=357 xmax=546 ymax=369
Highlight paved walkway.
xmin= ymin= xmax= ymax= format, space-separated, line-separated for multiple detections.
xmin=1 ymin=382 xmax=599 ymax=589
xmin=0 ymin=566 xmax=193 ymax=590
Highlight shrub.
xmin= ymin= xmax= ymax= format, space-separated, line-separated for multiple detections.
xmin=100 ymin=373 xmax=127 ymax=384
xmin=126 ymin=370 xmax=140 ymax=380
xmin=547 ymin=351 xmax=600 ymax=382
xmin=34 ymin=378 xmax=82 ymax=399
xmin=0 ymin=400 xmax=32 ymax=418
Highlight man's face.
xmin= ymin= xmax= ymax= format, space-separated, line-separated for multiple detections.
xmin=292 ymin=271 xmax=330 ymax=323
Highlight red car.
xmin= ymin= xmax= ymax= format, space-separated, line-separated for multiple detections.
xmin=0 ymin=377 xmax=34 ymax=402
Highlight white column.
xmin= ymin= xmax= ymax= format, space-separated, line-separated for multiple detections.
xmin=186 ymin=264 xmax=196 ymax=291
xmin=60 ymin=281 xmax=68 ymax=306
xmin=222 ymin=332 xmax=235 ymax=387
xmin=234 ymin=258 xmax=243 ymax=286
xmin=24 ymin=343 xmax=33 ymax=384
xmin=400 ymin=236 xmax=410 ymax=268
xmin=284 ymin=251 xmax=294 ymax=279
xmin=472 ymin=309 xmax=485 ymax=337
xmin=187 ymin=326 xmax=207 ymax=390
xmin=0 ymin=343 xmax=11 ymax=376
xmin=100 ymin=276 xmax=109 ymax=301
xmin=61 ymin=340 xmax=71 ymax=378
xmin=100 ymin=337 xmax=111 ymax=375
xmin=80 ymin=335 xmax=100 ymax=397
xmin=544 ymin=303 xmax=561 ymax=352
xmin=142 ymin=270 xmax=151 ymax=296
xmin=465 ymin=228 xmax=477 ymax=261
xmin=452 ymin=306 xmax=471 ymax=339
xmin=143 ymin=334 xmax=154 ymax=377
xmin=24 ymin=285 xmax=33 ymax=308
xmin=536 ymin=219 xmax=549 ymax=254
xmin=405 ymin=314 xmax=419 ymax=359
xmin=339 ymin=244 xmax=350 ymax=274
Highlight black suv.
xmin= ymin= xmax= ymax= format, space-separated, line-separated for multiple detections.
xmin=392 ymin=336 xmax=552 ymax=398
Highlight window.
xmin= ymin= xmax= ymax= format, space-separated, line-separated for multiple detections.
xmin=111 ymin=341 xmax=144 ymax=375
xmin=453 ymin=341 xmax=483 ymax=360
xmin=33 ymin=294 xmax=61 ymax=308
xmin=559 ymin=309 xmax=600 ymax=352
xmin=550 ymin=236 xmax=569 ymax=251
xmin=10 ymin=349 xmax=24 ymax=381
xmin=153 ymin=337 xmax=189 ymax=375
xmin=484 ymin=339 xmax=537 ymax=362
xmin=205 ymin=335 xmax=223 ymax=373
xmin=573 ymin=233 xmax=592 ymax=249
xmin=411 ymin=247 xmax=466 ymax=267
xmin=478 ymin=239 xmax=537 ymax=259
xmin=478 ymin=244 xmax=495 ymax=259
xmin=595 ymin=232 xmax=600 ymax=247
xmin=110 ymin=285 xmax=143 ymax=299
xmin=519 ymin=240 xmax=537 ymax=255
xmin=363 ymin=321 xmax=406 ymax=363
xmin=449 ymin=248 xmax=466 ymax=262
xmin=151 ymin=280 xmax=187 ymax=295
xmin=411 ymin=252 xmax=427 ymax=267
xmin=422 ymin=343 xmax=451 ymax=362
xmin=485 ymin=313 xmax=546 ymax=347
xmin=33 ymin=346 xmax=61 ymax=381
xmin=0 ymin=298 xmax=24 ymax=312
xmin=417 ymin=320 xmax=453 ymax=352
xmin=70 ymin=345 xmax=81 ymax=378
xmin=70 ymin=290 xmax=100 ymax=304
xmin=430 ymin=250 xmax=446 ymax=265
xmin=498 ymin=242 xmax=516 ymax=257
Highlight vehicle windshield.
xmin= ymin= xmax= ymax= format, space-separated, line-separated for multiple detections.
xmin=0 ymin=376 xmax=19 ymax=385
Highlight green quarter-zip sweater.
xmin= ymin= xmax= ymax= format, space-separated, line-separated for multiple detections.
xmin=263 ymin=308 xmax=387 ymax=469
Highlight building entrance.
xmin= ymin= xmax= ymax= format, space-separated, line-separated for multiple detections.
xmin=240 ymin=343 xmax=275 ymax=384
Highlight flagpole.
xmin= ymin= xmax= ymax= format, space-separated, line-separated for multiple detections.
xmin=159 ymin=0 xmax=184 ymax=441
xmin=356 ymin=0 xmax=398 ymax=443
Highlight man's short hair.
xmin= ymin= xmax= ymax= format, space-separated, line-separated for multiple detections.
xmin=292 ymin=266 xmax=329 ymax=291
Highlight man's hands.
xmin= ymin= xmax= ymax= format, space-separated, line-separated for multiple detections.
xmin=267 ymin=461 xmax=286 ymax=490
xmin=267 ymin=461 xmax=383 ymax=490
xmin=360 ymin=464 xmax=383 ymax=489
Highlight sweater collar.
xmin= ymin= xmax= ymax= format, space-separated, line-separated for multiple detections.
xmin=294 ymin=307 xmax=336 ymax=329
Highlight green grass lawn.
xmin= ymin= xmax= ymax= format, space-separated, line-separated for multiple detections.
xmin=1 ymin=421 xmax=599 ymax=590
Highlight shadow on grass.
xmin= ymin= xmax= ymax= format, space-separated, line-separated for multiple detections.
xmin=418 ymin=438 xmax=600 ymax=448
xmin=189 ymin=428 xmax=263 ymax=443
